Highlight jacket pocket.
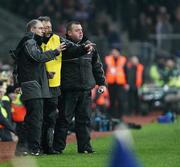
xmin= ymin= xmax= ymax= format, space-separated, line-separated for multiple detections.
xmin=21 ymin=80 xmax=42 ymax=100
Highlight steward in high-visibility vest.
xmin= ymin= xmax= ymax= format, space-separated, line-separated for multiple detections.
xmin=105 ymin=49 xmax=127 ymax=86
xmin=104 ymin=48 xmax=128 ymax=118
xmin=149 ymin=65 xmax=165 ymax=86
xmin=126 ymin=56 xmax=144 ymax=115
xmin=0 ymin=95 xmax=15 ymax=141
xmin=127 ymin=61 xmax=144 ymax=88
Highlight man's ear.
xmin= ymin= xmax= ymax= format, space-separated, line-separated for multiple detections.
xmin=67 ymin=30 xmax=72 ymax=36
xmin=31 ymin=27 xmax=35 ymax=33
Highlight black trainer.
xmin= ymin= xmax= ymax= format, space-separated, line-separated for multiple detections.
xmin=29 ymin=150 xmax=41 ymax=156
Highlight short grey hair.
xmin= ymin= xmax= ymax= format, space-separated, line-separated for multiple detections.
xmin=38 ymin=16 xmax=51 ymax=22
xmin=26 ymin=19 xmax=40 ymax=32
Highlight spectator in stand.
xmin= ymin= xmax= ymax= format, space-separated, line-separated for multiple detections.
xmin=172 ymin=6 xmax=180 ymax=55
xmin=155 ymin=6 xmax=173 ymax=54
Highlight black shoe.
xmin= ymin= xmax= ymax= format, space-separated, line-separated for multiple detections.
xmin=44 ymin=148 xmax=62 ymax=155
xmin=78 ymin=149 xmax=95 ymax=154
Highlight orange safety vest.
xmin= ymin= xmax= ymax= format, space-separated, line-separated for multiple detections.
xmin=105 ymin=55 xmax=127 ymax=85
xmin=11 ymin=95 xmax=26 ymax=122
xmin=136 ymin=64 xmax=144 ymax=88
xmin=127 ymin=63 xmax=144 ymax=88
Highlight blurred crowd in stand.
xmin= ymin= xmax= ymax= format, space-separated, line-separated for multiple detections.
xmin=1 ymin=1 xmax=180 ymax=58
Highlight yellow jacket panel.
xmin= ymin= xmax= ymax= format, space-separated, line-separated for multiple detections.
xmin=41 ymin=34 xmax=62 ymax=87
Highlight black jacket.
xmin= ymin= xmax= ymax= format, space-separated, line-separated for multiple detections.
xmin=61 ymin=36 xmax=106 ymax=91
xmin=14 ymin=32 xmax=59 ymax=101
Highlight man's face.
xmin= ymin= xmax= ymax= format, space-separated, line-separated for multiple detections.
xmin=31 ymin=21 xmax=44 ymax=37
xmin=130 ymin=56 xmax=139 ymax=65
xmin=68 ymin=24 xmax=83 ymax=42
xmin=111 ymin=49 xmax=120 ymax=58
xmin=41 ymin=21 xmax=52 ymax=37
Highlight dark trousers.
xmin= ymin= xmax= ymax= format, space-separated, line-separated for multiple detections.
xmin=54 ymin=90 xmax=92 ymax=152
xmin=15 ymin=122 xmax=27 ymax=151
xmin=108 ymin=84 xmax=127 ymax=119
xmin=0 ymin=129 xmax=12 ymax=141
xmin=41 ymin=97 xmax=58 ymax=151
xmin=17 ymin=98 xmax=43 ymax=152
xmin=128 ymin=88 xmax=139 ymax=114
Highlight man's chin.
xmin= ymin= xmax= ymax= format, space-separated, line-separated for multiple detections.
xmin=47 ymin=32 xmax=53 ymax=37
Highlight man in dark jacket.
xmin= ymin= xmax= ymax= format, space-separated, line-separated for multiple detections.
xmin=14 ymin=19 xmax=65 ymax=155
xmin=38 ymin=16 xmax=95 ymax=154
xmin=53 ymin=21 xmax=106 ymax=153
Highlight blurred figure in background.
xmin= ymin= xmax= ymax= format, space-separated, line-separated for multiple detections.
xmin=5 ymin=85 xmax=27 ymax=152
xmin=91 ymin=85 xmax=110 ymax=131
xmin=172 ymin=6 xmax=180 ymax=56
xmin=104 ymin=48 xmax=128 ymax=119
xmin=165 ymin=59 xmax=180 ymax=86
xmin=91 ymin=85 xmax=110 ymax=115
xmin=164 ymin=58 xmax=180 ymax=114
xmin=126 ymin=56 xmax=144 ymax=115
xmin=149 ymin=57 xmax=166 ymax=86
xmin=155 ymin=6 xmax=173 ymax=54
xmin=0 ymin=81 xmax=16 ymax=141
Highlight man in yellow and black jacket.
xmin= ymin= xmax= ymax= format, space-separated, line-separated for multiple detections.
xmin=39 ymin=16 xmax=62 ymax=155
xmin=38 ymin=16 xmax=95 ymax=154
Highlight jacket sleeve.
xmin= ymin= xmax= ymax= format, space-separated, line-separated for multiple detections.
xmin=0 ymin=110 xmax=15 ymax=133
xmin=61 ymin=38 xmax=88 ymax=60
xmin=24 ymin=39 xmax=59 ymax=63
xmin=92 ymin=49 xmax=107 ymax=86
